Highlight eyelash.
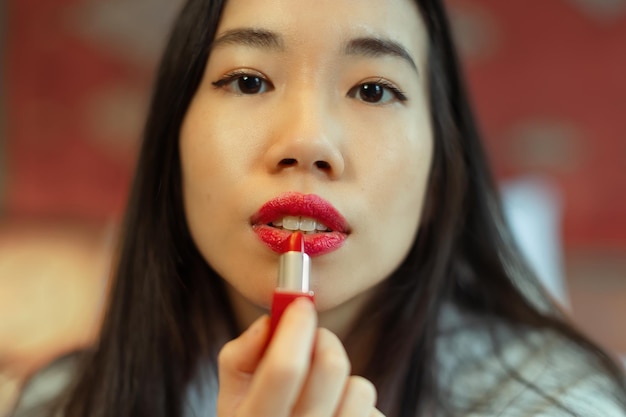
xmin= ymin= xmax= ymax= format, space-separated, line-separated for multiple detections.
xmin=211 ymin=71 xmax=408 ymax=104
xmin=350 ymin=78 xmax=408 ymax=103
xmin=211 ymin=70 xmax=274 ymax=94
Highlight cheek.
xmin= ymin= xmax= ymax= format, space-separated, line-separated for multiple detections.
xmin=179 ymin=101 xmax=276 ymax=295
xmin=361 ymin=119 xmax=433 ymax=221
xmin=180 ymin=114 xmax=219 ymax=220
xmin=310 ymin=115 xmax=429 ymax=304
xmin=359 ymin=116 xmax=433 ymax=268
xmin=179 ymin=96 xmax=262 ymax=212
xmin=179 ymin=105 xmax=240 ymax=261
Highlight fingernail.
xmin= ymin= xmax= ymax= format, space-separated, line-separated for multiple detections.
xmin=291 ymin=297 xmax=314 ymax=311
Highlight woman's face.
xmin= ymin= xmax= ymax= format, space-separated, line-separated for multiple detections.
xmin=180 ymin=0 xmax=433 ymax=326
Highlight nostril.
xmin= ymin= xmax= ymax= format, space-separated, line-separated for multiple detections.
xmin=279 ymin=158 xmax=297 ymax=166
xmin=315 ymin=161 xmax=331 ymax=170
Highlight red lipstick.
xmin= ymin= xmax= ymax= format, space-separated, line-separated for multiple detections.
xmin=269 ymin=231 xmax=315 ymax=339
xmin=251 ymin=192 xmax=349 ymax=257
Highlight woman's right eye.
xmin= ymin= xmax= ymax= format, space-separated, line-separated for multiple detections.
xmin=212 ymin=72 xmax=274 ymax=95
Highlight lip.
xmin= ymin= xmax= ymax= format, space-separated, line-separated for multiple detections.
xmin=250 ymin=192 xmax=349 ymax=256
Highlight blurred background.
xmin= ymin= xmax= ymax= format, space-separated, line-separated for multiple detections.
xmin=0 ymin=0 xmax=625 ymax=412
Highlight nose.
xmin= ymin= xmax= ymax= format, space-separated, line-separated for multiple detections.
xmin=264 ymin=92 xmax=345 ymax=180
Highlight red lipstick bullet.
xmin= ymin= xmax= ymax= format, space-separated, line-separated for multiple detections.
xmin=269 ymin=232 xmax=315 ymax=339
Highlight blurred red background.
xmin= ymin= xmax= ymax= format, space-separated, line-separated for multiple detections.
xmin=3 ymin=0 xmax=626 ymax=249
xmin=0 ymin=0 xmax=625 ymax=406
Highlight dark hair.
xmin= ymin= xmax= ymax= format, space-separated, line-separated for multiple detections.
xmin=56 ymin=0 xmax=625 ymax=416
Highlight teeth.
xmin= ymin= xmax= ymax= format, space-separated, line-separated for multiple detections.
xmin=271 ymin=216 xmax=330 ymax=232
xmin=316 ymin=222 xmax=328 ymax=231
xmin=299 ymin=218 xmax=316 ymax=232
xmin=282 ymin=216 xmax=300 ymax=231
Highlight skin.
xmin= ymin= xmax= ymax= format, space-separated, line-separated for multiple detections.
xmin=217 ymin=298 xmax=384 ymax=417
xmin=180 ymin=0 xmax=432 ymax=414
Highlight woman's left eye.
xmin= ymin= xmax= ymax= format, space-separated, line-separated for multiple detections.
xmin=347 ymin=80 xmax=407 ymax=104
xmin=212 ymin=72 xmax=274 ymax=95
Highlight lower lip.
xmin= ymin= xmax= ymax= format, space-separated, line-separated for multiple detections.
xmin=253 ymin=225 xmax=346 ymax=256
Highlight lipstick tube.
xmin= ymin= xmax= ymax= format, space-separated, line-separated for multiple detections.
xmin=269 ymin=232 xmax=315 ymax=339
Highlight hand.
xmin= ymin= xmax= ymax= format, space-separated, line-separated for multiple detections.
xmin=217 ymin=298 xmax=384 ymax=417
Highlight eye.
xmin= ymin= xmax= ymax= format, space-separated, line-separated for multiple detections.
xmin=347 ymin=80 xmax=407 ymax=104
xmin=212 ymin=71 xmax=274 ymax=95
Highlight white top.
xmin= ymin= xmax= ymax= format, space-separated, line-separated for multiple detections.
xmin=12 ymin=307 xmax=626 ymax=417
xmin=434 ymin=307 xmax=625 ymax=416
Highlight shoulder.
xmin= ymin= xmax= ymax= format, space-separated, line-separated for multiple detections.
xmin=183 ymin=359 xmax=218 ymax=417
xmin=436 ymin=305 xmax=626 ymax=416
xmin=11 ymin=354 xmax=78 ymax=417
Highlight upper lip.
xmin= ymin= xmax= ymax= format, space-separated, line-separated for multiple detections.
xmin=251 ymin=192 xmax=349 ymax=233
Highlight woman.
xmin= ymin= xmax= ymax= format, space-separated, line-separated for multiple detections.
xmin=14 ymin=0 xmax=625 ymax=416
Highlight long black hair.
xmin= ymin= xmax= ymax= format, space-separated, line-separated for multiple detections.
xmin=55 ymin=0 xmax=625 ymax=416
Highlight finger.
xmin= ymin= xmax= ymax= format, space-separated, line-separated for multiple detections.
xmin=291 ymin=328 xmax=350 ymax=416
xmin=217 ymin=315 xmax=269 ymax=416
xmin=370 ymin=409 xmax=386 ymax=417
xmin=237 ymin=297 xmax=317 ymax=417
xmin=334 ymin=375 xmax=378 ymax=417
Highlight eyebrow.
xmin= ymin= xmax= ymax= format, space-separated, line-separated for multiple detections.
xmin=211 ymin=28 xmax=284 ymax=51
xmin=344 ymin=37 xmax=418 ymax=74
xmin=211 ymin=28 xmax=418 ymax=74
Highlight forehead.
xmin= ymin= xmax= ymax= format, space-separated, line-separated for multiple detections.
xmin=215 ymin=0 xmax=428 ymax=65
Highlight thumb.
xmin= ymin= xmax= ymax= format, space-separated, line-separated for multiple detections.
xmin=217 ymin=315 xmax=269 ymax=416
